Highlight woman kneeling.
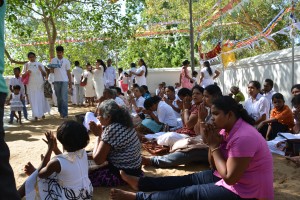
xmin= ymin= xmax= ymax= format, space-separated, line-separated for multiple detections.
xmin=89 ymin=99 xmax=142 ymax=187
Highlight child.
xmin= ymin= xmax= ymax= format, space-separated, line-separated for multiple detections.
xmin=18 ymin=120 xmax=93 ymax=199
xmin=191 ymin=70 xmax=198 ymax=86
xmin=229 ymin=86 xmax=245 ymax=103
xmin=257 ymin=93 xmax=294 ymax=140
xmin=155 ymin=83 xmax=163 ymax=96
xmin=8 ymin=85 xmax=23 ymax=124
xmin=9 ymin=67 xmax=28 ymax=121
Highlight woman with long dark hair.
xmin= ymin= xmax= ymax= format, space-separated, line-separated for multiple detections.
xmin=110 ymin=96 xmax=273 ymax=200
xmin=179 ymin=60 xmax=193 ymax=89
xmin=93 ymin=59 xmax=106 ymax=100
xmin=130 ymin=59 xmax=148 ymax=86
xmin=199 ymin=61 xmax=220 ymax=88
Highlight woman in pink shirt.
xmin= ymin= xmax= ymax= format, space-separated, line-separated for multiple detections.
xmin=110 ymin=96 xmax=274 ymax=200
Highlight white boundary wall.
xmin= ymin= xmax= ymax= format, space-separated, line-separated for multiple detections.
xmin=146 ymin=46 xmax=300 ymax=106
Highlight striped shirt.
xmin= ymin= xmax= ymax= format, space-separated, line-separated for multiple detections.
xmin=102 ymin=123 xmax=141 ymax=169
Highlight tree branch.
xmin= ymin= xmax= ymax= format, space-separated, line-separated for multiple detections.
xmin=5 ymin=49 xmax=27 ymax=65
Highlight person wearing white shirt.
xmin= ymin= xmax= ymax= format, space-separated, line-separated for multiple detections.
xmin=128 ymin=63 xmax=137 ymax=89
xmin=50 ymin=46 xmax=71 ymax=118
xmin=244 ymin=81 xmax=270 ymax=126
xmin=129 ymin=87 xmax=145 ymax=115
xmin=130 ymin=59 xmax=147 ymax=86
xmin=71 ymin=61 xmax=84 ymax=106
xmin=104 ymin=59 xmax=116 ymax=88
xmin=263 ymin=79 xmax=277 ymax=110
xmin=199 ymin=61 xmax=220 ymax=88
xmin=163 ymin=86 xmax=181 ymax=118
xmin=144 ymin=96 xmax=177 ymax=128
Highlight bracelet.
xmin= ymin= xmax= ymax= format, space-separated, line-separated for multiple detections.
xmin=184 ymin=109 xmax=189 ymax=112
xmin=211 ymin=146 xmax=220 ymax=154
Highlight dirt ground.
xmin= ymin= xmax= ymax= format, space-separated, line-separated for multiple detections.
xmin=4 ymin=104 xmax=300 ymax=199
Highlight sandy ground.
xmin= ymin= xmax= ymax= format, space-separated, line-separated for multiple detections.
xmin=4 ymin=104 xmax=300 ymax=199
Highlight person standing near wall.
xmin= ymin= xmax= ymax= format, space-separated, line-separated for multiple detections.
xmin=104 ymin=59 xmax=116 ymax=88
xmin=50 ymin=46 xmax=72 ymax=118
xmin=0 ymin=0 xmax=21 ymax=198
xmin=199 ymin=61 xmax=220 ymax=88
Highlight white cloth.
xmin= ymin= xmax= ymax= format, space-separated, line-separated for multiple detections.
xmin=9 ymin=77 xmax=25 ymax=95
xmin=263 ymin=89 xmax=277 ymax=110
xmin=132 ymin=96 xmax=145 ymax=114
xmin=51 ymin=57 xmax=71 ymax=82
xmin=200 ymin=67 xmax=215 ymax=88
xmin=22 ymin=62 xmax=50 ymax=118
xmin=157 ymin=101 xmax=178 ymax=127
xmin=84 ymin=112 xmax=100 ymax=130
xmin=93 ymin=66 xmax=105 ymax=99
xmin=244 ymin=93 xmax=270 ymax=121
xmin=115 ymin=96 xmax=126 ymax=107
xmin=83 ymin=70 xmax=95 ymax=98
xmin=157 ymin=132 xmax=189 ymax=147
xmin=25 ymin=150 xmax=93 ymax=200
xmin=104 ymin=66 xmax=116 ymax=87
xmin=71 ymin=66 xmax=83 ymax=84
xmin=135 ymin=65 xmax=147 ymax=86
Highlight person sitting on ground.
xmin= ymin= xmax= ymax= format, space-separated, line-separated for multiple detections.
xmin=257 ymin=93 xmax=294 ymax=140
xmin=176 ymin=87 xmax=192 ymax=110
xmin=137 ymin=96 xmax=177 ymax=135
xmin=162 ymin=86 xmax=181 ymax=118
xmin=263 ymin=78 xmax=277 ymax=110
xmin=175 ymin=85 xmax=205 ymax=137
xmin=114 ymin=86 xmax=130 ymax=108
xmin=111 ymin=96 xmax=274 ymax=200
xmin=141 ymin=85 xmax=151 ymax=99
xmin=18 ymin=120 xmax=93 ymax=199
xmin=291 ymin=84 xmax=300 ymax=96
xmin=244 ymin=81 xmax=270 ymax=129
xmin=155 ymin=83 xmax=164 ymax=96
xmin=292 ymin=94 xmax=300 ymax=134
xmin=229 ymin=86 xmax=245 ymax=103
xmin=89 ymin=100 xmax=142 ymax=187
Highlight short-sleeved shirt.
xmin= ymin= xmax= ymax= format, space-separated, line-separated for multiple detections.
xmin=263 ymin=89 xmax=277 ymax=110
xmin=51 ymin=57 xmax=71 ymax=82
xmin=244 ymin=93 xmax=270 ymax=120
xmin=71 ymin=66 xmax=83 ymax=84
xmin=115 ymin=96 xmax=126 ymax=107
xmin=101 ymin=123 xmax=142 ymax=169
xmin=104 ymin=66 xmax=116 ymax=87
xmin=157 ymin=101 xmax=177 ymax=127
xmin=214 ymin=119 xmax=274 ymax=199
xmin=270 ymin=105 xmax=294 ymax=129
xmin=132 ymin=96 xmax=145 ymax=114
xmin=9 ymin=77 xmax=25 ymax=95
xmin=135 ymin=65 xmax=147 ymax=86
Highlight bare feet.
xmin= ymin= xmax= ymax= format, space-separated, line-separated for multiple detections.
xmin=110 ymin=189 xmax=136 ymax=200
xmin=24 ymin=162 xmax=36 ymax=176
xmin=120 ymin=170 xmax=139 ymax=191
xmin=142 ymin=156 xmax=152 ymax=166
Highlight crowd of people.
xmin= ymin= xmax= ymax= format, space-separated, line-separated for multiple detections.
xmin=4 ymin=42 xmax=300 ymax=199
